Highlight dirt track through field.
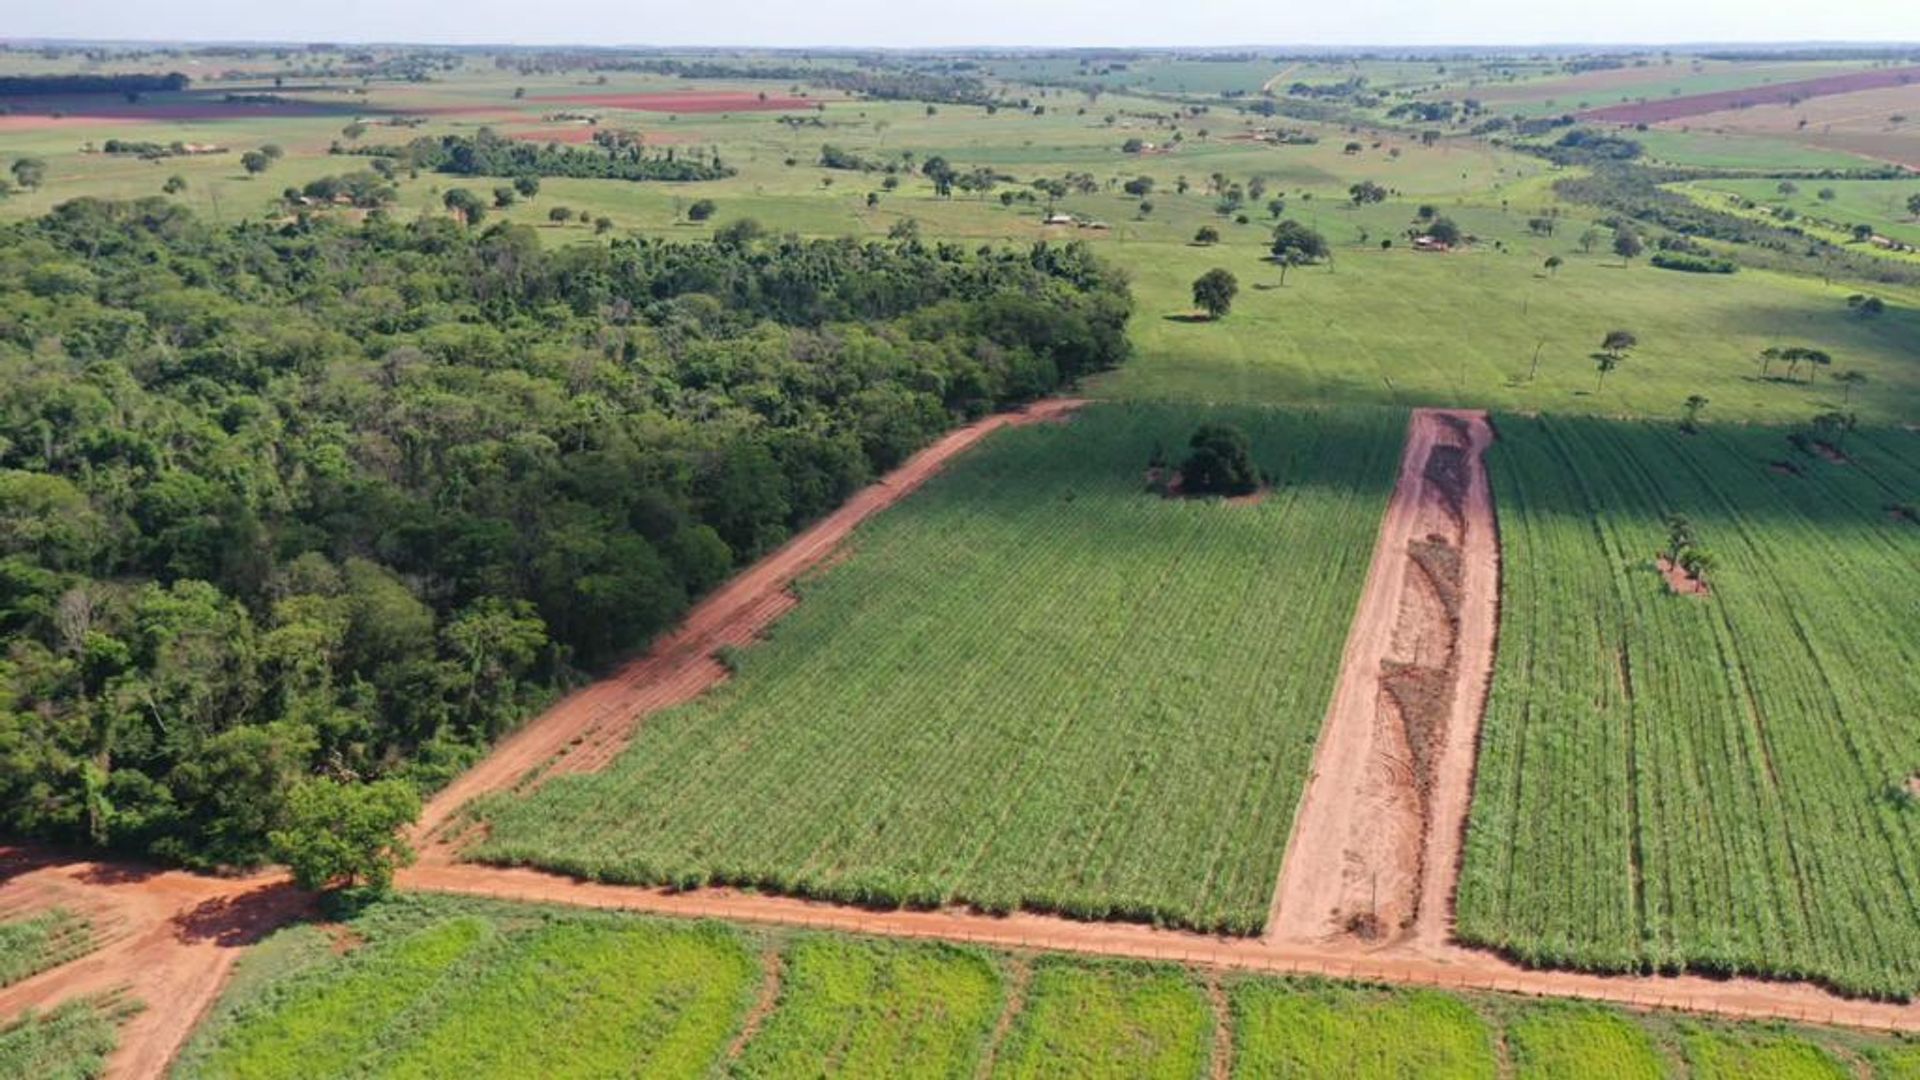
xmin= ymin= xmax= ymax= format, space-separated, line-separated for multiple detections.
xmin=412 ymin=398 xmax=1089 ymax=844
xmin=10 ymin=402 xmax=1920 ymax=1080
xmin=1266 ymin=409 xmax=1495 ymax=950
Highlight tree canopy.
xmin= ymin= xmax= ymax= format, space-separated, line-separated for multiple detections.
xmin=1180 ymin=423 xmax=1262 ymax=496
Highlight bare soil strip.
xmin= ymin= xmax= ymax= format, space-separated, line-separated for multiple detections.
xmin=725 ymin=948 xmax=783 ymax=1062
xmin=1207 ymin=975 xmax=1234 ymax=1080
xmin=975 ymin=957 xmax=1031 ymax=1080
xmin=1266 ymin=409 xmax=1496 ymax=950
xmin=412 ymin=398 xmax=1089 ymax=844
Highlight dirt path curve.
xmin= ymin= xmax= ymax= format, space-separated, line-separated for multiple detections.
xmin=412 ymin=397 xmax=1088 ymax=844
xmin=1266 ymin=409 xmax=1496 ymax=948
xmin=0 ymin=851 xmax=300 ymax=1079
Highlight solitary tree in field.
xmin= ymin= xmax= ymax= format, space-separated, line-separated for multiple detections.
xmin=1544 ymin=255 xmax=1564 ymax=276
xmin=1908 ymin=192 xmax=1920 ymax=218
xmin=1269 ymin=220 xmax=1329 ymax=285
xmin=1833 ymin=369 xmax=1868 ymax=404
xmin=1602 ymin=329 xmax=1637 ymax=358
xmin=1577 ymin=227 xmax=1601 ymax=254
xmin=1180 ymin=423 xmax=1261 ymax=495
xmin=1681 ymin=394 xmax=1709 ymax=432
xmin=1758 ymin=346 xmax=1782 ymax=378
xmin=1348 ymin=179 xmax=1387 ymax=205
xmin=162 ymin=174 xmax=187 ymax=195
xmin=513 ymin=175 xmax=541 ymax=199
xmin=1194 ymin=225 xmax=1220 ymax=245
xmin=1677 ymin=547 xmax=1715 ymax=584
xmin=1192 ymin=268 xmax=1239 ymax=320
xmin=1612 ymin=228 xmax=1644 ymax=264
xmin=1665 ymin=513 xmax=1694 ymax=563
xmin=240 ymin=150 xmax=271 ymax=177
xmin=1425 ymin=216 xmax=1463 ymax=246
xmin=1593 ymin=351 xmax=1621 ymax=390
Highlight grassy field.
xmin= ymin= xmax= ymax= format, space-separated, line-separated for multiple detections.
xmin=468 ymin=403 xmax=1404 ymax=933
xmin=0 ymin=909 xmax=94 ymax=989
xmin=1457 ymin=415 xmax=1920 ymax=998
xmin=174 ymin=901 xmax=755 ymax=1078
xmin=1632 ymin=128 xmax=1884 ymax=171
xmin=1678 ymin=176 xmax=1920 ymax=247
xmin=1231 ymin=981 xmax=1497 ymax=1078
xmin=168 ymin=893 xmax=1920 ymax=1080
xmin=0 ymin=996 xmax=134 ymax=1080
xmin=733 ymin=937 xmax=1001 ymax=1079
xmin=993 ymin=959 xmax=1212 ymax=1080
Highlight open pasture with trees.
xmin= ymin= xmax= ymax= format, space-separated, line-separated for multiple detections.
xmin=467 ymin=403 xmax=1405 ymax=933
xmin=1458 ymin=415 xmax=1920 ymax=998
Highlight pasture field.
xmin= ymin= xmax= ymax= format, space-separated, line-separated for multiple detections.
xmin=1457 ymin=415 xmax=1920 ymax=998
xmin=467 ymin=403 xmax=1405 ymax=933
xmin=1463 ymin=59 xmax=1890 ymax=118
xmin=0 ymin=908 xmax=93 ymax=988
xmin=1230 ymin=981 xmax=1497 ymax=1078
xmin=166 ymin=894 xmax=1920 ymax=1080
xmin=733 ymin=937 xmax=1001 ymax=1078
xmin=0 ymin=995 xmax=134 ymax=1080
xmin=1632 ymin=128 xmax=1885 ymax=171
xmin=1679 ymin=176 xmax=1920 ymax=247
xmin=992 ymin=959 xmax=1212 ymax=1080
xmin=172 ymin=898 xmax=757 ymax=1079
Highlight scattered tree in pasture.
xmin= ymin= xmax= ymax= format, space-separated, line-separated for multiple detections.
xmin=1677 ymin=546 xmax=1715 ymax=584
xmin=1269 ymin=220 xmax=1329 ymax=285
xmin=162 ymin=174 xmax=187 ymax=195
xmin=1593 ymin=351 xmax=1621 ymax=390
xmin=240 ymin=150 xmax=272 ymax=177
xmin=547 ymin=205 xmax=573 ymax=223
xmin=1578 ymin=227 xmax=1601 ymax=253
xmin=1907 ymin=192 xmax=1920 ymax=218
xmin=1425 ymin=216 xmax=1462 ymax=246
xmin=1601 ymin=329 xmax=1637 ymax=358
xmin=512 ymin=174 xmax=541 ymax=199
xmin=492 ymin=185 xmax=517 ymax=209
xmin=1777 ymin=180 xmax=1800 ymax=197
xmin=1180 ymin=423 xmax=1261 ymax=496
xmin=1665 ymin=513 xmax=1695 ymax=563
xmin=1847 ymin=293 xmax=1885 ymax=317
xmin=888 ymin=217 xmax=921 ymax=241
xmin=1267 ymin=197 xmax=1286 ymax=218
xmin=1817 ymin=187 xmax=1837 ymax=201
xmin=688 ymin=198 xmax=717 ymax=221
xmin=594 ymin=216 xmax=613 ymax=235
xmin=1191 ymin=268 xmax=1239 ymax=320
xmin=1833 ymin=369 xmax=1868 ymax=404
xmin=1348 ymin=180 xmax=1387 ymax=205
xmin=1544 ymin=255 xmax=1563 ymax=276
xmin=342 ymin=121 xmax=367 ymax=141
xmin=1681 ymin=394 xmax=1709 ymax=432
xmin=1193 ymin=225 xmax=1220 ymax=245
xmin=261 ymin=144 xmax=284 ymax=162
xmin=1612 ymin=228 xmax=1643 ymax=263
xmin=271 ymin=778 xmax=419 ymax=896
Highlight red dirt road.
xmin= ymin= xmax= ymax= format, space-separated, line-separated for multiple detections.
xmin=0 ymin=852 xmax=300 ymax=1079
xmin=413 ymin=398 xmax=1090 ymax=844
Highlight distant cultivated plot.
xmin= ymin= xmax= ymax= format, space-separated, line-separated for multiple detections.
xmin=468 ymin=403 xmax=1406 ymax=934
xmin=1458 ymin=415 xmax=1920 ymax=998
xmin=1581 ymin=64 xmax=1920 ymax=125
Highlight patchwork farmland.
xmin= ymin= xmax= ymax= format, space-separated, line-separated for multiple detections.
xmin=0 ymin=36 xmax=1918 ymax=1079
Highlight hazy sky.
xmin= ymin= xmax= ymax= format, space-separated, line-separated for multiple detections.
xmin=6 ymin=0 xmax=1918 ymax=49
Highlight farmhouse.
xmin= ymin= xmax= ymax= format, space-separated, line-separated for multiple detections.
xmin=1412 ymin=235 xmax=1452 ymax=252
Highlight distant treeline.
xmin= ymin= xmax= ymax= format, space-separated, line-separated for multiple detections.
xmin=0 ymin=72 xmax=188 ymax=96
xmin=590 ymin=58 xmax=999 ymax=106
xmin=344 ymin=129 xmax=733 ymax=182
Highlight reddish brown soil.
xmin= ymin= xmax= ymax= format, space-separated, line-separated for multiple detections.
xmin=725 ymin=949 xmax=782 ymax=1061
xmin=1657 ymin=555 xmax=1711 ymax=596
xmin=533 ymin=92 xmax=812 ymax=113
xmin=0 ymin=853 xmax=303 ymax=1079
xmin=976 ymin=957 xmax=1030 ymax=1079
xmin=412 ymin=398 xmax=1089 ymax=844
xmin=1267 ymin=410 xmax=1497 ymax=952
xmin=1207 ymin=976 xmax=1233 ymax=1080
xmin=1582 ymin=65 xmax=1920 ymax=124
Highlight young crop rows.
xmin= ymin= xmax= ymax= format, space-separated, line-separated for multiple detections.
xmin=468 ymin=403 xmax=1407 ymax=934
xmin=1458 ymin=416 xmax=1920 ymax=998
xmin=174 ymin=896 xmax=1920 ymax=1080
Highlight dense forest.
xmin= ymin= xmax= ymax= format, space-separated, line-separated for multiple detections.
xmin=0 ymin=198 xmax=1131 ymax=868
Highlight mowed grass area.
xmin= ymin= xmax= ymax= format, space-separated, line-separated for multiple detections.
xmin=169 ymin=894 xmax=1920 ymax=1080
xmin=468 ymin=403 xmax=1405 ymax=933
xmin=0 ymin=908 xmax=94 ymax=988
xmin=1458 ymin=416 xmax=1920 ymax=997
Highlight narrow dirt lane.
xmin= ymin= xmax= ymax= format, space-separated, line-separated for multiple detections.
xmin=413 ymin=397 xmax=1088 ymax=843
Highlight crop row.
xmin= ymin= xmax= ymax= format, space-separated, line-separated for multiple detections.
xmin=1458 ymin=416 xmax=1920 ymax=998
xmin=468 ymin=403 xmax=1407 ymax=934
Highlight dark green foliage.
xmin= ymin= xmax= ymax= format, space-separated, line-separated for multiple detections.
xmin=349 ymin=128 xmax=732 ymax=182
xmin=1650 ymin=252 xmax=1737 ymax=274
xmin=271 ymin=778 xmax=420 ymax=894
xmin=1180 ymin=423 xmax=1261 ymax=495
xmin=0 ymin=73 xmax=187 ymax=95
xmin=0 ymin=197 xmax=1131 ymax=869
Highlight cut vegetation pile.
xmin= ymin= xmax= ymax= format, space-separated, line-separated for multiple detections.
xmin=465 ymin=404 xmax=1405 ymax=934
xmin=1459 ymin=416 xmax=1920 ymax=998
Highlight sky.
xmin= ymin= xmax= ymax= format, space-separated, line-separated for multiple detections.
xmin=4 ymin=0 xmax=1918 ymax=49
